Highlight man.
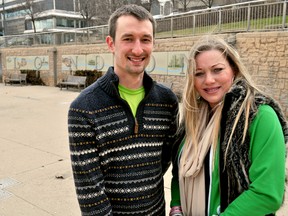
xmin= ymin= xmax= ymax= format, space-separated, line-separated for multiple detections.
xmin=68 ymin=4 xmax=178 ymax=215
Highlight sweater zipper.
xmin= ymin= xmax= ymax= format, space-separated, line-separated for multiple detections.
xmin=120 ymin=98 xmax=139 ymax=135
xmin=134 ymin=118 xmax=139 ymax=134
xmin=119 ymin=97 xmax=139 ymax=135
xmin=113 ymin=82 xmax=138 ymax=134
xmin=113 ymin=81 xmax=150 ymax=135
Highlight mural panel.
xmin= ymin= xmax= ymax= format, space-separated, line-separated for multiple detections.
xmin=6 ymin=56 xmax=49 ymax=70
xmin=5 ymin=51 xmax=188 ymax=75
xmin=62 ymin=54 xmax=113 ymax=72
xmin=149 ymin=51 xmax=188 ymax=75
xmin=61 ymin=51 xmax=188 ymax=75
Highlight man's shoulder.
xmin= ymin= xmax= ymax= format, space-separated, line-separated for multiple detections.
xmin=152 ymin=82 xmax=178 ymax=102
xmin=69 ymin=82 xmax=103 ymax=109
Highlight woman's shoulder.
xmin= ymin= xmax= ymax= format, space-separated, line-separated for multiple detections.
xmin=250 ymin=105 xmax=280 ymax=129
xmin=258 ymin=104 xmax=277 ymax=114
xmin=254 ymin=104 xmax=280 ymax=122
xmin=250 ymin=104 xmax=284 ymax=137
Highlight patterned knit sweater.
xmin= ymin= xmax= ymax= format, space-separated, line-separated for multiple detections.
xmin=68 ymin=67 xmax=178 ymax=216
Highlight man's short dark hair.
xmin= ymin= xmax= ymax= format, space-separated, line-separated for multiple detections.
xmin=108 ymin=4 xmax=156 ymax=40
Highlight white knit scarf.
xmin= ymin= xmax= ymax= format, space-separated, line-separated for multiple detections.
xmin=179 ymin=114 xmax=216 ymax=215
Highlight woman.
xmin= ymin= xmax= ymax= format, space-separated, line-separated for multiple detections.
xmin=169 ymin=35 xmax=287 ymax=216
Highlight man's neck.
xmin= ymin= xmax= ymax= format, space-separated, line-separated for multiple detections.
xmin=116 ymin=71 xmax=144 ymax=90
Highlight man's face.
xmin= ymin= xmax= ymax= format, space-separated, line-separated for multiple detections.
xmin=106 ymin=15 xmax=154 ymax=77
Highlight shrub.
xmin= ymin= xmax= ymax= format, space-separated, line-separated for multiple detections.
xmin=74 ymin=70 xmax=103 ymax=86
xmin=20 ymin=70 xmax=45 ymax=85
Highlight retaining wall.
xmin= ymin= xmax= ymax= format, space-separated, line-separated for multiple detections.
xmin=1 ymin=31 xmax=287 ymax=117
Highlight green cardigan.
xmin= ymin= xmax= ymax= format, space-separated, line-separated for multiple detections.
xmin=171 ymin=105 xmax=286 ymax=216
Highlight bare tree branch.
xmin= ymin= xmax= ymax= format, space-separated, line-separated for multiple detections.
xmin=177 ymin=0 xmax=194 ymax=12
xmin=200 ymin=0 xmax=214 ymax=8
xmin=22 ymin=0 xmax=44 ymax=33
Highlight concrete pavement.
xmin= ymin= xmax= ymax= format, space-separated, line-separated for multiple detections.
xmin=0 ymin=84 xmax=287 ymax=216
xmin=0 ymin=84 xmax=172 ymax=216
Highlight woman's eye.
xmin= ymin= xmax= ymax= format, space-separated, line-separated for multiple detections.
xmin=194 ymin=71 xmax=204 ymax=77
xmin=213 ymin=68 xmax=223 ymax=73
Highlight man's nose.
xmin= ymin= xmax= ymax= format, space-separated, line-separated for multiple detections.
xmin=132 ymin=40 xmax=143 ymax=55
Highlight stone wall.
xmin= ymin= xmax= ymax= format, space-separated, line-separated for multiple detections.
xmin=152 ymin=32 xmax=288 ymax=117
xmin=1 ymin=31 xmax=287 ymax=117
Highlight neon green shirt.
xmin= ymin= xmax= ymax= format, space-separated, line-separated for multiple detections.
xmin=118 ymin=84 xmax=145 ymax=117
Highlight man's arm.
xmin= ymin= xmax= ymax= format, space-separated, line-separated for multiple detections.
xmin=162 ymin=100 xmax=179 ymax=174
xmin=68 ymin=104 xmax=112 ymax=216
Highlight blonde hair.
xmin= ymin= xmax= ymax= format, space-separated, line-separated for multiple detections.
xmin=180 ymin=35 xmax=264 ymax=166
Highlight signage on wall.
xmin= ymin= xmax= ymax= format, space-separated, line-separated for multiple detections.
xmin=150 ymin=51 xmax=189 ymax=75
xmin=61 ymin=51 xmax=189 ymax=76
xmin=6 ymin=56 xmax=49 ymax=70
xmin=61 ymin=53 xmax=113 ymax=72
xmin=5 ymin=51 xmax=189 ymax=75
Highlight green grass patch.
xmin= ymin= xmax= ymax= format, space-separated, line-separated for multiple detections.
xmin=156 ymin=16 xmax=288 ymax=38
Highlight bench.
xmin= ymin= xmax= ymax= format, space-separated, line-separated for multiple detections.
xmin=59 ymin=75 xmax=87 ymax=91
xmin=4 ymin=73 xmax=27 ymax=86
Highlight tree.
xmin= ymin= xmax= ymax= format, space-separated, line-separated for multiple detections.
xmin=177 ymin=0 xmax=194 ymax=12
xmin=77 ymin=0 xmax=111 ymax=27
xmin=76 ymin=0 xmax=160 ymax=27
xmin=109 ymin=0 xmax=128 ymax=14
xmin=141 ymin=0 xmax=160 ymax=12
xmin=22 ymin=0 xmax=44 ymax=33
xmin=112 ymin=0 xmax=159 ymax=12
xmin=200 ymin=0 xmax=214 ymax=8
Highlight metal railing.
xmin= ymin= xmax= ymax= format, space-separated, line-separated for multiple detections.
xmin=0 ymin=0 xmax=287 ymax=48
xmin=155 ymin=0 xmax=287 ymax=38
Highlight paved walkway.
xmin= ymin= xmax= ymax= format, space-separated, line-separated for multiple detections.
xmin=0 ymin=84 xmax=173 ymax=216
xmin=0 ymin=84 xmax=286 ymax=216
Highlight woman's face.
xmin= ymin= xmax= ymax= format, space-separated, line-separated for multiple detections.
xmin=194 ymin=49 xmax=235 ymax=109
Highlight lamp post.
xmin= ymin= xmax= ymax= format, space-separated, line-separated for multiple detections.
xmin=1 ymin=0 xmax=5 ymax=36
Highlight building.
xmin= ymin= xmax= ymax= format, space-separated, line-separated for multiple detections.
xmin=0 ymin=0 xmax=84 ymax=36
xmin=158 ymin=0 xmax=173 ymax=15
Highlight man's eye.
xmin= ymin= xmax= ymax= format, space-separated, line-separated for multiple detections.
xmin=142 ymin=38 xmax=152 ymax=43
xmin=123 ymin=38 xmax=132 ymax=41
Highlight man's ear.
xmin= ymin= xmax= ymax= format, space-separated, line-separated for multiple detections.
xmin=106 ymin=36 xmax=114 ymax=53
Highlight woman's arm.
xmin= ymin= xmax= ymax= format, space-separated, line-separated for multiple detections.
xmin=170 ymin=134 xmax=185 ymax=215
xmin=222 ymin=105 xmax=286 ymax=216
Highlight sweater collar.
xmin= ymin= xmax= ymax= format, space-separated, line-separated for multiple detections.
xmin=98 ymin=66 xmax=155 ymax=97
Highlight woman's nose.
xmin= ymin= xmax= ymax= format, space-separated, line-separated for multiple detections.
xmin=205 ymin=72 xmax=215 ymax=84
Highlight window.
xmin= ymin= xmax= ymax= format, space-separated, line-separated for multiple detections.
xmin=55 ymin=0 xmax=74 ymax=11
xmin=67 ymin=19 xmax=74 ymax=28
xmin=56 ymin=18 xmax=66 ymax=27
xmin=6 ymin=9 xmax=27 ymax=19
xmin=25 ymin=20 xmax=32 ymax=30
xmin=35 ymin=19 xmax=54 ymax=29
xmin=41 ymin=0 xmax=54 ymax=10
xmin=56 ymin=18 xmax=75 ymax=28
